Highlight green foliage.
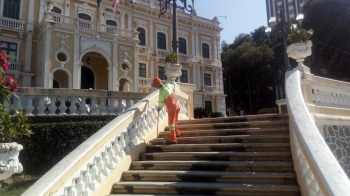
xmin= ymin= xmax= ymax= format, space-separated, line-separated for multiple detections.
xmin=287 ymin=28 xmax=313 ymax=44
xmin=0 ymin=105 xmax=32 ymax=142
xmin=165 ymin=51 xmax=179 ymax=64
xmin=17 ymin=115 xmax=117 ymax=174
xmin=194 ymin=107 xmax=223 ymax=119
xmin=221 ymin=28 xmax=275 ymax=114
xmin=302 ymin=0 xmax=350 ymax=81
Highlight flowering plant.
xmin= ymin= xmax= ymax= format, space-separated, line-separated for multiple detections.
xmin=287 ymin=28 xmax=313 ymax=44
xmin=0 ymin=46 xmax=32 ymax=142
xmin=0 ymin=46 xmax=19 ymax=104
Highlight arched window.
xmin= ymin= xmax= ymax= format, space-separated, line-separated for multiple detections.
xmin=202 ymin=43 xmax=210 ymax=58
xmin=78 ymin=13 xmax=91 ymax=21
xmin=3 ymin=0 xmax=20 ymax=19
xmin=106 ymin=20 xmax=117 ymax=27
xmin=51 ymin=7 xmax=62 ymax=14
xmin=157 ymin=32 xmax=166 ymax=50
xmin=137 ymin=28 xmax=146 ymax=45
xmin=179 ymin=38 xmax=187 ymax=54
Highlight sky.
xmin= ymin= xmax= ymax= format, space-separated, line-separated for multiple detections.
xmin=194 ymin=0 xmax=268 ymax=44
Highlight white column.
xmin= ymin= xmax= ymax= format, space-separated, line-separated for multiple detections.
xmin=149 ymin=20 xmax=154 ymax=79
xmin=127 ymin=13 xmax=132 ymax=30
xmin=121 ymin=11 xmax=125 ymax=29
xmin=108 ymin=64 xmax=112 ymax=90
xmin=43 ymin=23 xmax=52 ymax=88
xmin=73 ymin=29 xmax=80 ymax=89
xmin=134 ymin=44 xmax=139 ymax=92
xmin=112 ymin=36 xmax=118 ymax=91
xmin=38 ymin=0 xmax=45 ymax=22
xmin=22 ymin=0 xmax=35 ymax=87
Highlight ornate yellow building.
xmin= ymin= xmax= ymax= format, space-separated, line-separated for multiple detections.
xmin=0 ymin=0 xmax=226 ymax=114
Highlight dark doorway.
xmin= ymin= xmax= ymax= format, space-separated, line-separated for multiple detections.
xmin=81 ymin=66 xmax=94 ymax=89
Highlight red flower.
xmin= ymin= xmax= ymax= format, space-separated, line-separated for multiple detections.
xmin=3 ymin=76 xmax=18 ymax=93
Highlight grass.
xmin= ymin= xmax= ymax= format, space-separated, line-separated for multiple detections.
xmin=0 ymin=173 xmax=40 ymax=196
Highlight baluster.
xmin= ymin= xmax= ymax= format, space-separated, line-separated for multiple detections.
xmin=66 ymin=186 xmax=77 ymax=196
xmin=94 ymin=157 xmax=104 ymax=182
xmin=13 ymin=95 xmax=23 ymax=111
xmin=118 ymin=134 xmax=126 ymax=158
xmin=106 ymin=147 xmax=116 ymax=169
xmin=116 ymin=99 xmax=124 ymax=113
xmin=107 ymin=98 xmax=115 ymax=115
xmin=79 ymin=97 xmax=88 ymax=115
xmin=36 ymin=97 xmax=46 ymax=116
xmin=24 ymin=96 xmax=34 ymax=116
xmin=68 ymin=97 xmax=77 ymax=115
xmin=124 ymin=131 xmax=131 ymax=153
xmin=74 ymin=177 xmax=85 ymax=195
xmin=47 ymin=96 xmax=57 ymax=115
xmin=125 ymin=98 xmax=132 ymax=110
xmin=90 ymin=97 xmax=98 ymax=115
xmin=58 ymin=96 xmax=67 ymax=115
xmin=111 ymin=141 xmax=121 ymax=163
xmin=99 ymin=98 xmax=107 ymax=115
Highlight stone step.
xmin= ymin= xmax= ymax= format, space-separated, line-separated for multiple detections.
xmin=121 ymin=170 xmax=297 ymax=184
xmin=177 ymin=120 xmax=289 ymax=131
xmin=112 ymin=181 xmax=300 ymax=196
xmin=157 ymin=134 xmax=290 ymax=144
xmin=146 ymin=142 xmax=291 ymax=152
xmin=159 ymin=127 xmax=289 ymax=137
xmin=139 ymin=151 xmax=292 ymax=161
xmin=178 ymin=113 xmax=289 ymax=125
xmin=130 ymin=160 xmax=294 ymax=172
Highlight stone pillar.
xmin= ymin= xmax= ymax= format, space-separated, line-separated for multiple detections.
xmin=72 ymin=29 xmax=80 ymax=89
xmin=22 ymin=0 xmax=35 ymax=87
xmin=112 ymin=36 xmax=118 ymax=91
xmin=42 ymin=23 xmax=52 ymax=88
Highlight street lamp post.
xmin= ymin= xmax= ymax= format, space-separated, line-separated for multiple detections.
xmin=158 ymin=0 xmax=195 ymax=54
xmin=265 ymin=6 xmax=304 ymax=99
xmin=158 ymin=0 xmax=195 ymax=82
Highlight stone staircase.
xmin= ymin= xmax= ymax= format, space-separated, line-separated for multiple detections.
xmin=111 ymin=114 xmax=301 ymax=195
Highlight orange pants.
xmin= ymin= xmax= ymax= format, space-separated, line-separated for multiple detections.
xmin=168 ymin=107 xmax=180 ymax=143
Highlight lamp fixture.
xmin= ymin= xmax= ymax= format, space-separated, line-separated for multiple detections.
xmin=86 ymin=56 xmax=91 ymax=64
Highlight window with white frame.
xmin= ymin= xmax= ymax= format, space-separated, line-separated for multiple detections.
xmin=204 ymin=73 xmax=211 ymax=86
xmin=158 ymin=66 xmax=167 ymax=80
xmin=180 ymin=69 xmax=188 ymax=83
xmin=179 ymin=38 xmax=187 ymax=54
xmin=137 ymin=28 xmax=146 ymax=45
xmin=2 ymin=0 xmax=20 ymax=19
xmin=202 ymin=43 xmax=210 ymax=58
xmin=1 ymin=41 xmax=18 ymax=66
xmin=139 ymin=63 xmax=146 ymax=78
xmin=157 ymin=32 xmax=166 ymax=50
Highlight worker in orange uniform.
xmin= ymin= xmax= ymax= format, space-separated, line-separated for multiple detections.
xmin=152 ymin=77 xmax=180 ymax=144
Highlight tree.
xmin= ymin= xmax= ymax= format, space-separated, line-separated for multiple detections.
xmin=302 ymin=0 xmax=350 ymax=81
xmin=222 ymin=31 xmax=274 ymax=115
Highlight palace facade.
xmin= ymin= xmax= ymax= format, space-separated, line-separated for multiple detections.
xmin=0 ymin=0 xmax=226 ymax=114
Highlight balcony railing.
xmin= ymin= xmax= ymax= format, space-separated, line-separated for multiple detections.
xmin=204 ymin=85 xmax=217 ymax=93
xmin=8 ymin=62 xmax=20 ymax=72
xmin=139 ymin=77 xmax=153 ymax=86
xmin=180 ymin=54 xmax=192 ymax=62
xmin=139 ymin=46 xmax=152 ymax=54
xmin=43 ymin=12 xmax=135 ymax=39
xmin=0 ymin=17 xmax=24 ymax=30
xmin=11 ymin=88 xmax=147 ymax=116
xmin=156 ymin=49 xmax=169 ymax=57
xmin=202 ymin=58 xmax=214 ymax=66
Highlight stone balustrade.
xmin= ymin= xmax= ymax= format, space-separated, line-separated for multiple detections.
xmin=0 ymin=16 xmax=24 ymax=30
xmin=44 ymin=12 xmax=135 ymax=38
xmin=22 ymin=87 xmax=190 ymax=196
xmin=12 ymin=88 xmax=148 ymax=116
xmin=286 ymin=69 xmax=350 ymax=196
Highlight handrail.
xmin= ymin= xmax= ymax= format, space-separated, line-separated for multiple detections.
xmin=22 ymin=88 xmax=190 ymax=196
xmin=285 ymin=70 xmax=350 ymax=195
